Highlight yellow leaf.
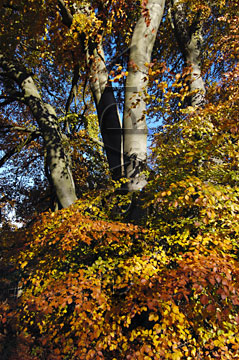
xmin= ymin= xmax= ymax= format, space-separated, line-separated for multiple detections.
xmin=172 ymin=304 xmax=180 ymax=314
xmin=21 ymin=261 xmax=28 ymax=269
xmin=172 ymin=350 xmax=183 ymax=360
xmin=191 ymin=347 xmax=196 ymax=357
xmin=149 ymin=313 xmax=159 ymax=321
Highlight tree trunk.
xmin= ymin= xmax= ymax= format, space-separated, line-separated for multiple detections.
xmin=170 ymin=0 xmax=206 ymax=107
xmin=185 ymin=30 xmax=206 ymax=107
xmin=123 ymin=0 xmax=166 ymax=191
xmin=87 ymin=42 xmax=123 ymax=180
xmin=0 ymin=55 xmax=77 ymax=208
xmin=58 ymin=0 xmax=123 ymax=180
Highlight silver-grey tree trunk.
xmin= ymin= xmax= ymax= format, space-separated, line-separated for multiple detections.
xmin=58 ymin=0 xmax=123 ymax=180
xmin=123 ymin=0 xmax=166 ymax=191
xmin=58 ymin=0 xmax=167 ymax=193
xmin=0 ymin=55 xmax=77 ymax=208
xmin=170 ymin=0 xmax=206 ymax=107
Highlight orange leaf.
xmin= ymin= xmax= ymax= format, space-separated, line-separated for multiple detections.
xmin=200 ymin=294 xmax=209 ymax=305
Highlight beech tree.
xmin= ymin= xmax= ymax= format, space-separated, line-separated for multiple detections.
xmin=0 ymin=0 xmax=227 ymax=213
xmin=0 ymin=0 xmax=166 ymax=214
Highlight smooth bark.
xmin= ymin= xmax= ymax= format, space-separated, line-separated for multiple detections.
xmin=58 ymin=0 xmax=123 ymax=180
xmin=0 ymin=55 xmax=77 ymax=208
xmin=87 ymin=42 xmax=123 ymax=180
xmin=123 ymin=0 xmax=166 ymax=191
xmin=170 ymin=0 xmax=206 ymax=107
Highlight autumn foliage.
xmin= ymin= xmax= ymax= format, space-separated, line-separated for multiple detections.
xmin=2 ymin=162 xmax=239 ymax=360
xmin=2 ymin=73 xmax=239 ymax=358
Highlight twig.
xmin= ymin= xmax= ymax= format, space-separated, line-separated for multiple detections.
xmin=0 ymin=132 xmax=40 ymax=167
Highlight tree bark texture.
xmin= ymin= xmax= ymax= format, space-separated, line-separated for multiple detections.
xmin=87 ymin=42 xmax=123 ymax=180
xmin=0 ymin=55 xmax=77 ymax=208
xmin=58 ymin=0 xmax=123 ymax=180
xmin=123 ymin=0 xmax=166 ymax=191
xmin=171 ymin=0 xmax=206 ymax=107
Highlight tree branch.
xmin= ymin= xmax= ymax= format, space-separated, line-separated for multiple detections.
xmin=0 ymin=98 xmax=16 ymax=107
xmin=0 ymin=132 xmax=40 ymax=168
xmin=0 ymin=93 xmax=25 ymax=106
xmin=57 ymin=0 xmax=73 ymax=27
xmin=65 ymin=62 xmax=80 ymax=115
xmin=0 ymin=124 xmax=40 ymax=135
xmin=57 ymin=2 xmax=123 ymax=180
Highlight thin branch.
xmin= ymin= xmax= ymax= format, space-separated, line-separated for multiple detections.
xmin=107 ymin=45 xmax=136 ymax=70
xmin=57 ymin=1 xmax=81 ymax=130
xmin=19 ymin=41 xmax=41 ymax=52
xmin=0 ymin=94 xmax=25 ymax=107
xmin=0 ymin=132 xmax=40 ymax=168
xmin=65 ymin=62 xmax=80 ymax=114
xmin=3 ymin=2 xmax=19 ymax=11
xmin=77 ymin=76 xmax=88 ymax=128
xmin=0 ymin=125 xmax=40 ymax=135
xmin=0 ymin=98 xmax=16 ymax=107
